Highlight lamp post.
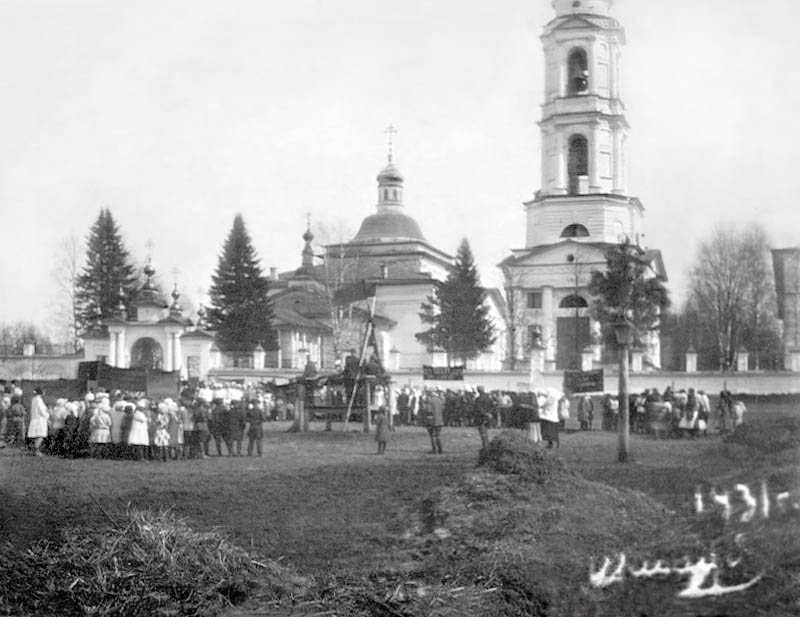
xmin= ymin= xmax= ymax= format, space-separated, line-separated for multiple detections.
xmin=613 ymin=318 xmax=631 ymax=462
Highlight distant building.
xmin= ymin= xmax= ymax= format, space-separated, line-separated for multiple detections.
xmin=500 ymin=0 xmax=666 ymax=371
xmin=772 ymin=248 xmax=800 ymax=371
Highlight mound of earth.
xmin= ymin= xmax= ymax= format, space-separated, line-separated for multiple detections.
xmin=0 ymin=508 xmax=311 ymax=617
xmin=362 ymin=432 xmax=800 ymax=617
xmin=477 ymin=430 xmax=575 ymax=484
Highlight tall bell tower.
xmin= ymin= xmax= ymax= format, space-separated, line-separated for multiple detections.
xmin=500 ymin=0 xmax=666 ymax=372
xmin=526 ymin=0 xmax=642 ymax=248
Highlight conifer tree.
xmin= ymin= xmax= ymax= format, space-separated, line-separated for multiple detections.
xmin=417 ymin=238 xmax=495 ymax=364
xmin=206 ymin=214 xmax=276 ymax=352
xmin=76 ymin=209 xmax=138 ymax=332
xmin=588 ymin=239 xmax=670 ymax=348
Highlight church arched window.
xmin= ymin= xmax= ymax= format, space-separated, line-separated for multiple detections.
xmin=559 ymin=294 xmax=588 ymax=309
xmin=383 ymin=189 xmax=389 ymax=201
xmin=561 ymin=223 xmax=590 ymax=238
xmin=568 ymin=134 xmax=589 ymax=195
xmin=567 ymin=47 xmax=589 ymax=96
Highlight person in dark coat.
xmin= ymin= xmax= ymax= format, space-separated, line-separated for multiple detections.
xmin=374 ymin=406 xmax=389 ymax=454
xmin=227 ymin=401 xmax=245 ymax=456
xmin=5 ymin=396 xmax=26 ymax=447
xmin=473 ymin=386 xmax=494 ymax=449
xmin=421 ymin=390 xmax=444 ymax=454
xmin=246 ymin=401 xmax=267 ymax=456
xmin=193 ymin=401 xmax=211 ymax=458
xmin=210 ymin=399 xmax=229 ymax=456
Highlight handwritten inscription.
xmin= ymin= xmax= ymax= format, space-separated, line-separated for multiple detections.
xmin=590 ymin=553 xmax=762 ymax=598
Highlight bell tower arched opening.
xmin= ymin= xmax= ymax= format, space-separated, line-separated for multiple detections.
xmin=567 ymin=47 xmax=589 ymax=96
xmin=568 ymin=134 xmax=589 ymax=195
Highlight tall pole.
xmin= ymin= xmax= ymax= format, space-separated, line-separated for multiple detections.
xmin=618 ymin=334 xmax=630 ymax=462
xmin=574 ymin=257 xmax=579 ymax=369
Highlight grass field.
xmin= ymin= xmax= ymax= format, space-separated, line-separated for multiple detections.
xmin=1 ymin=398 xmax=799 ymax=616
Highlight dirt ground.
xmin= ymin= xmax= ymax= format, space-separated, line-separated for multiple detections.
xmin=1 ymin=400 xmax=798 ymax=616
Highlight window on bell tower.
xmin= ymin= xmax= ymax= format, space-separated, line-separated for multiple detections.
xmin=567 ymin=48 xmax=589 ymax=96
xmin=568 ymin=134 xmax=589 ymax=195
xmin=561 ymin=224 xmax=590 ymax=238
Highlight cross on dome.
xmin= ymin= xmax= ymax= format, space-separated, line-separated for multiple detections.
xmin=384 ymin=124 xmax=398 ymax=163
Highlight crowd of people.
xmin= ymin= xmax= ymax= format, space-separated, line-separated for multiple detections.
xmin=0 ymin=377 xmax=749 ymax=460
xmin=577 ymin=386 xmax=747 ymax=438
xmin=0 ymin=381 xmax=282 ymax=460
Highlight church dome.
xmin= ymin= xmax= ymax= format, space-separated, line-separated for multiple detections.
xmin=377 ymin=162 xmax=404 ymax=184
xmin=352 ymin=211 xmax=425 ymax=243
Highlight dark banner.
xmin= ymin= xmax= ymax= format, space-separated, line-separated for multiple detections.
xmin=22 ymin=379 xmax=81 ymax=407
xmin=563 ymin=369 xmax=604 ymax=393
xmin=422 ymin=365 xmax=465 ymax=381
xmin=82 ymin=362 xmax=179 ymax=398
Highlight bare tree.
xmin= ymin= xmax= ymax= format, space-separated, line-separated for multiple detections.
xmin=312 ymin=220 xmax=364 ymax=362
xmin=502 ymin=269 xmax=534 ymax=371
xmin=50 ymin=234 xmax=83 ymax=352
xmin=688 ymin=224 xmax=779 ymax=370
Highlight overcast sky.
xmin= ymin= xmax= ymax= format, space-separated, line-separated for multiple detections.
xmin=2 ymin=0 xmax=799 ymax=334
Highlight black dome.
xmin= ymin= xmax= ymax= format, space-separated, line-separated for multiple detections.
xmin=352 ymin=212 xmax=425 ymax=243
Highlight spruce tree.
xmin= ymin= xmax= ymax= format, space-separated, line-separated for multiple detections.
xmin=76 ymin=209 xmax=138 ymax=332
xmin=588 ymin=239 xmax=670 ymax=349
xmin=417 ymin=238 xmax=495 ymax=364
xmin=206 ymin=214 xmax=276 ymax=352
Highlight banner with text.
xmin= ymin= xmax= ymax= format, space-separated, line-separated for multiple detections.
xmin=422 ymin=365 xmax=465 ymax=381
xmin=563 ymin=369 xmax=605 ymax=393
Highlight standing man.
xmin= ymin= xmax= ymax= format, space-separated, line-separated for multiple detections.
xmin=577 ymin=394 xmax=594 ymax=431
xmin=473 ymin=386 xmax=494 ymax=449
xmin=422 ymin=389 xmax=445 ymax=454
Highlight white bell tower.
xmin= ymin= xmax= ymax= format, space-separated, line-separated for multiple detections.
xmin=526 ymin=0 xmax=643 ymax=248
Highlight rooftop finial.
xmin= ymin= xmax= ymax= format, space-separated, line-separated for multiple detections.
xmin=384 ymin=124 xmax=398 ymax=163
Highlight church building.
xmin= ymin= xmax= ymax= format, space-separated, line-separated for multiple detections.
xmin=500 ymin=0 xmax=666 ymax=371
xmin=323 ymin=145 xmax=507 ymax=371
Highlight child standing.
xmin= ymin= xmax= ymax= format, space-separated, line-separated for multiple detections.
xmin=374 ymin=406 xmax=389 ymax=455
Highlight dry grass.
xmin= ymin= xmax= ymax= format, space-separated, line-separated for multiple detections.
xmin=0 ymin=507 xmax=310 ymax=617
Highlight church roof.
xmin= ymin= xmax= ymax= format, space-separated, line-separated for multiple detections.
xmin=351 ymin=211 xmax=426 ymax=243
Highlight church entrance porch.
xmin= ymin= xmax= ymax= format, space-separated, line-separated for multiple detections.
xmin=130 ymin=337 xmax=164 ymax=371
xmin=556 ymin=316 xmax=591 ymax=370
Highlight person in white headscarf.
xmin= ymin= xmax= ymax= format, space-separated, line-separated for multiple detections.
xmin=536 ymin=388 xmax=561 ymax=448
xmin=27 ymin=387 xmax=50 ymax=456
xmin=89 ymin=399 xmax=112 ymax=458
xmin=128 ymin=399 xmax=151 ymax=460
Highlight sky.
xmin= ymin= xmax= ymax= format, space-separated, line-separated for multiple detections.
xmin=2 ymin=0 xmax=800 ymax=337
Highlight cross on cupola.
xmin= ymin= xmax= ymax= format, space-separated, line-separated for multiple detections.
xmin=377 ymin=125 xmax=404 ymax=212
xmin=384 ymin=124 xmax=397 ymax=163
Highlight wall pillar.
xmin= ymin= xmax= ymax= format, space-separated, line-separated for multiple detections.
xmin=590 ymin=124 xmax=601 ymax=190
xmin=790 ymin=349 xmax=800 ymax=372
xmin=581 ymin=347 xmax=594 ymax=372
xmin=164 ymin=333 xmax=174 ymax=372
xmin=109 ymin=332 xmax=118 ymax=367
xmin=542 ymin=286 xmax=555 ymax=365
xmin=686 ymin=349 xmax=698 ymax=373
xmin=554 ymin=131 xmax=566 ymax=193
xmin=631 ymin=350 xmax=644 ymax=373
xmin=736 ymin=350 xmax=750 ymax=373
xmin=116 ymin=330 xmax=126 ymax=368
xmin=172 ymin=332 xmax=181 ymax=372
